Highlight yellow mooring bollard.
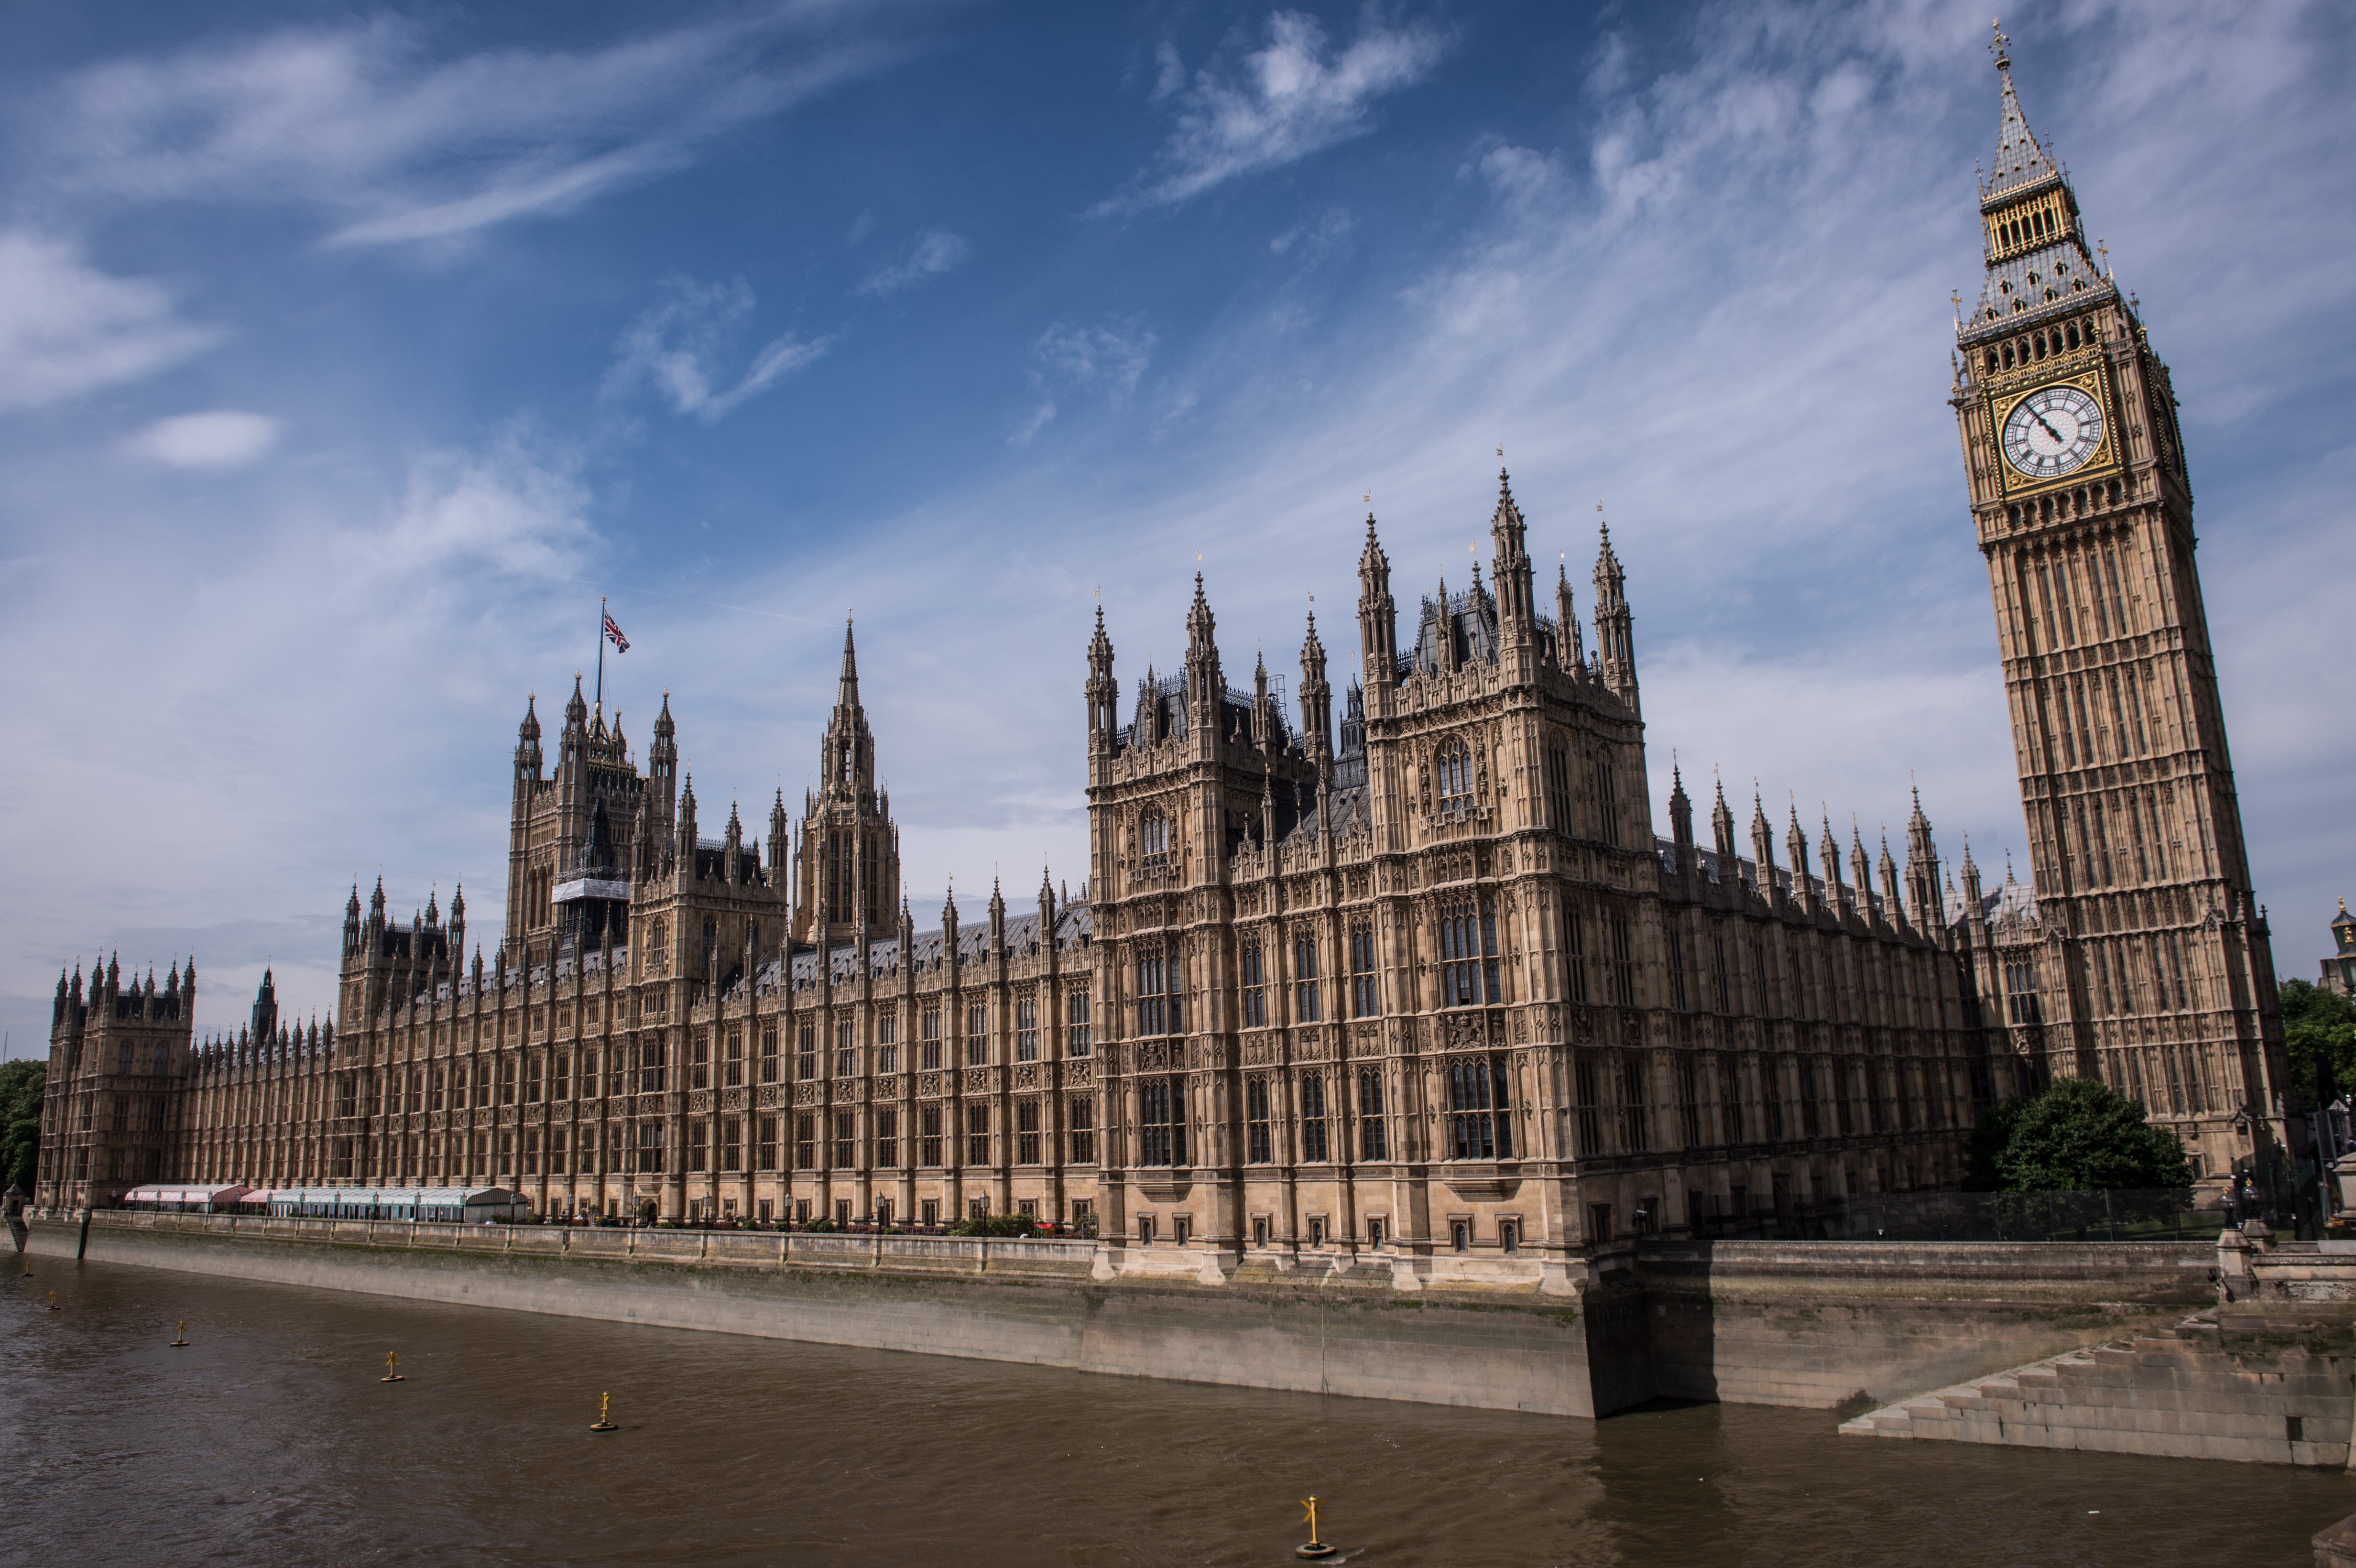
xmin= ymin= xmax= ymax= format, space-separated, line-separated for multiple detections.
xmin=590 ymin=1391 xmax=617 ymax=1432
xmin=170 ymin=1320 xmax=189 ymax=1347
xmin=1295 ymin=1495 xmax=1337 ymax=1559
xmin=46 ymin=1291 xmax=60 ymax=1312
xmin=381 ymin=1351 xmax=404 ymax=1383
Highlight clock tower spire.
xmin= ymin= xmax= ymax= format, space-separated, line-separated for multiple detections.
xmin=1952 ymin=21 xmax=2286 ymax=1184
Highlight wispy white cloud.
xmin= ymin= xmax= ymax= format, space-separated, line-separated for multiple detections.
xmin=35 ymin=10 xmax=910 ymax=249
xmin=1011 ymin=315 xmax=1157 ymax=444
xmin=856 ymin=228 xmax=971 ymax=296
xmin=377 ymin=431 xmax=593 ymax=580
xmin=0 ymin=230 xmax=220 ymax=412
xmin=605 ymin=277 xmax=836 ymax=422
xmin=127 ymin=410 xmax=282 ymax=469
xmin=1098 ymin=9 xmax=1447 ymax=214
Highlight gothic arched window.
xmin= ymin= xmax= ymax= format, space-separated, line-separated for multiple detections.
xmin=1436 ymin=740 xmax=1473 ymax=813
xmin=1141 ymin=811 xmax=1169 ymax=858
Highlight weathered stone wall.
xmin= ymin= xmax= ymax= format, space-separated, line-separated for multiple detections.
xmin=29 ymin=1216 xmax=1611 ymax=1416
xmin=28 ymin=1214 xmax=2226 ymax=1424
xmin=1642 ymin=1238 xmax=2216 ymax=1409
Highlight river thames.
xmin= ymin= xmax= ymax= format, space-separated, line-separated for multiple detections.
xmin=3 ymin=1255 xmax=2348 ymax=1566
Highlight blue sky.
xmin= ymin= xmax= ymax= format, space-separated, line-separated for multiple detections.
xmin=2 ymin=0 xmax=2351 ymax=1054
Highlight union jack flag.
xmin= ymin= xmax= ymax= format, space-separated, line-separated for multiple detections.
xmin=603 ymin=612 xmax=630 ymax=653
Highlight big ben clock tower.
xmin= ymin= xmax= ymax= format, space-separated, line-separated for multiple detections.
xmin=1952 ymin=24 xmax=2289 ymax=1184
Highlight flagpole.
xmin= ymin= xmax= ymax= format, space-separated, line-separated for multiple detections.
xmin=596 ymin=596 xmax=606 ymax=712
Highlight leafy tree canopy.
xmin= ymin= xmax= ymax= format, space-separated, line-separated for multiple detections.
xmin=2280 ymin=978 xmax=2356 ymax=1111
xmin=0 ymin=1059 xmax=43 ymax=1194
xmin=1964 ymin=1075 xmax=2192 ymax=1193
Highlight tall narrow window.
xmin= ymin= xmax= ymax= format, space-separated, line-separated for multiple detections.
xmin=1246 ymin=1077 xmax=1272 ymax=1163
xmin=1563 ymin=910 xmax=1589 ymax=1003
xmin=921 ymin=1008 xmax=943 ymax=1070
xmin=1447 ymin=1053 xmax=1513 ymax=1159
xmin=724 ymin=1028 xmax=744 ymax=1089
xmin=639 ymin=1035 xmax=667 ymax=1094
xmin=1136 ymin=948 xmax=1181 ymax=1035
xmin=834 ymin=1021 xmax=856 ymax=1078
xmin=1440 ymin=901 xmax=1499 ymax=1007
xmin=1293 ymin=936 xmax=1321 ymax=1023
xmin=1015 ymin=1100 xmax=1040 ymax=1165
xmin=876 ymin=1109 xmax=898 ymax=1168
xmin=832 ymin=1111 xmax=855 ymax=1169
xmin=966 ymin=1002 xmax=988 ymax=1067
xmin=1666 ymin=926 xmax=1689 ymax=1012
xmin=919 ymin=1105 xmax=942 ymax=1166
xmin=1618 ymin=1054 xmax=1649 ymax=1152
xmin=1349 ymin=924 xmax=1379 ymax=1018
xmin=1608 ymin=915 xmax=1636 ymax=1006
xmin=1712 ymin=936 xmax=1731 ymax=1014
xmin=757 ymin=1115 xmax=778 ymax=1171
xmin=796 ymin=1022 xmax=816 ymax=1082
xmin=1068 ymin=1096 xmax=1095 ymax=1164
xmin=1240 ymin=942 xmax=1266 ymax=1027
xmin=720 ymin=1117 xmax=741 ymax=1173
xmin=760 ymin=1027 xmax=779 ymax=1084
xmin=1066 ymin=990 xmax=1091 ymax=1056
xmin=1720 ymin=1056 xmax=1745 ymax=1144
xmin=1299 ymin=1074 xmax=1329 ymax=1162
xmin=1574 ymin=1057 xmax=1603 ymax=1154
xmin=1545 ymin=745 xmax=1573 ymax=833
xmin=1677 ymin=1057 xmax=1702 ymax=1148
xmin=1436 ymin=740 xmax=1474 ymax=813
xmin=1592 ymin=752 xmax=1620 ymax=845
xmin=1358 ymin=1070 xmax=1387 ymax=1161
xmin=1138 ymin=1076 xmax=1186 ymax=1166
xmin=1015 ymin=995 xmax=1039 ymax=1062
xmin=964 ymin=1103 xmax=990 ymax=1165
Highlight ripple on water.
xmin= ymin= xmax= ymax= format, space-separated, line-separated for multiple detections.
xmin=0 ymin=1258 xmax=2349 ymax=1567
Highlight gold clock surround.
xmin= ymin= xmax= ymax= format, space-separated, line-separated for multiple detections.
xmin=1989 ymin=364 xmax=2116 ymax=500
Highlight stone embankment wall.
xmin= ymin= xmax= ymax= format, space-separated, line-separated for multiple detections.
xmin=1643 ymin=1238 xmax=2214 ymax=1408
xmin=1843 ymin=1229 xmax=2356 ymax=1468
xmin=25 ymin=1213 xmax=2218 ymax=1423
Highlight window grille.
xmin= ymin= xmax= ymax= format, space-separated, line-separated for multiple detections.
xmin=1436 ymin=739 xmax=1474 ymax=814
xmin=964 ymin=1103 xmax=990 ymax=1165
xmin=794 ymin=1114 xmax=815 ymax=1170
xmin=1300 ymin=1073 xmax=1329 ymax=1162
xmin=1720 ymin=1056 xmax=1745 ymax=1143
xmin=638 ymin=1036 xmax=667 ymax=1094
xmin=1136 ymin=947 xmax=1182 ymax=1035
xmin=1439 ymin=902 xmax=1499 ymax=1007
xmin=1066 ymin=989 xmax=1091 ymax=1056
xmin=919 ymin=1105 xmax=943 ymax=1166
xmin=721 ymin=1117 xmax=741 ymax=1172
xmin=1358 ymin=1071 xmax=1387 ymax=1160
xmin=1293 ymin=936 xmax=1321 ymax=1023
xmin=1246 ymin=1077 xmax=1272 ymax=1163
xmin=833 ymin=1111 xmax=856 ymax=1169
xmin=1016 ymin=995 xmax=1039 ymax=1062
xmin=1240 ymin=942 xmax=1266 ymax=1027
xmin=966 ymin=1002 xmax=988 ymax=1065
xmin=724 ymin=1028 xmax=744 ymax=1089
xmin=758 ymin=1115 xmax=778 ymax=1172
xmin=1068 ymin=1097 xmax=1095 ymax=1164
xmin=1677 ymin=1057 xmax=1701 ymax=1148
xmin=796 ymin=1022 xmax=816 ymax=1082
xmin=1618 ymin=1054 xmax=1649 ymax=1152
xmin=1349 ymin=924 xmax=1379 ymax=1017
xmin=922 ymin=1008 xmax=944 ymax=1069
xmin=876 ymin=1109 xmax=897 ymax=1168
xmin=1447 ymin=1053 xmax=1512 ymax=1159
xmin=1564 ymin=910 xmax=1589 ymax=1002
xmin=1138 ymin=1076 xmax=1187 ymax=1166
xmin=1016 ymin=1100 xmax=1041 ymax=1165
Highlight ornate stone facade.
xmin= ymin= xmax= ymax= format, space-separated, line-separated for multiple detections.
xmin=37 ymin=35 xmax=2288 ymax=1256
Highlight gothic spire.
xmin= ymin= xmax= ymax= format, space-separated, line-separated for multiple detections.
xmin=1983 ymin=21 xmax=2055 ymax=199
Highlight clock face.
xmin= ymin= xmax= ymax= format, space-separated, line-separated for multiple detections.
xmin=2001 ymin=382 xmax=2105 ymax=479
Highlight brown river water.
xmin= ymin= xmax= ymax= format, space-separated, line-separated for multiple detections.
xmin=2 ymin=1254 xmax=2349 ymax=1567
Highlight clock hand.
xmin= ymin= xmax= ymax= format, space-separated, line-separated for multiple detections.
xmin=2031 ymin=409 xmax=2066 ymax=444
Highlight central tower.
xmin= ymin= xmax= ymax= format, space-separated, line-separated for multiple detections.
xmin=1951 ymin=25 xmax=2287 ymax=1179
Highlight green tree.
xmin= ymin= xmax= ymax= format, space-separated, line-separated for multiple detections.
xmin=1963 ymin=1076 xmax=2192 ymax=1193
xmin=2280 ymin=978 xmax=2356 ymax=1111
xmin=0 ymin=1059 xmax=43 ymax=1193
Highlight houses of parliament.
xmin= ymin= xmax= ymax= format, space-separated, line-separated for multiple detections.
xmin=36 ymin=36 xmax=2292 ymax=1274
